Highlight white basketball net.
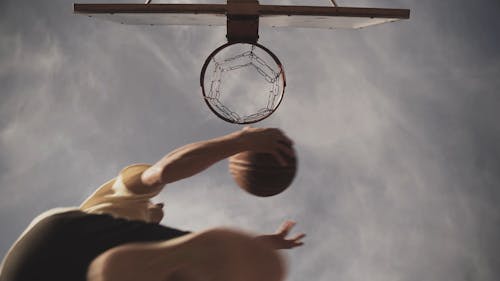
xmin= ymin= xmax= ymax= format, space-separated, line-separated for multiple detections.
xmin=202 ymin=43 xmax=285 ymax=124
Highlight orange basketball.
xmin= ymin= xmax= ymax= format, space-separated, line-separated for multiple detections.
xmin=229 ymin=148 xmax=297 ymax=197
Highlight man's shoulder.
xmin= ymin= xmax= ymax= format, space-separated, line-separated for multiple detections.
xmin=29 ymin=207 xmax=79 ymax=224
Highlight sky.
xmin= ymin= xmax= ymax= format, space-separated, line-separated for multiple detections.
xmin=1 ymin=0 xmax=500 ymax=280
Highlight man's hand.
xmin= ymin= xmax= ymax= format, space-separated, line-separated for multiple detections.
xmin=236 ymin=127 xmax=295 ymax=166
xmin=256 ymin=220 xmax=306 ymax=250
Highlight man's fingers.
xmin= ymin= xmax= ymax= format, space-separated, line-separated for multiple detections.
xmin=277 ymin=136 xmax=293 ymax=146
xmin=273 ymin=139 xmax=295 ymax=166
xmin=278 ymin=221 xmax=295 ymax=234
xmin=285 ymin=240 xmax=304 ymax=249
xmin=277 ymin=220 xmax=296 ymax=235
xmin=291 ymin=233 xmax=306 ymax=242
xmin=277 ymin=142 xmax=295 ymax=158
xmin=271 ymin=151 xmax=288 ymax=166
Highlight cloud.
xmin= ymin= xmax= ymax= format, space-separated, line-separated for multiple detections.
xmin=1 ymin=0 xmax=500 ymax=280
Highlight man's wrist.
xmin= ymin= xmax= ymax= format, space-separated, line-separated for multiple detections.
xmin=254 ymin=235 xmax=275 ymax=247
xmin=225 ymin=129 xmax=250 ymax=153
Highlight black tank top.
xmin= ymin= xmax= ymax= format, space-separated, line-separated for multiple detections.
xmin=0 ymin=210 xmax=190 ymax=281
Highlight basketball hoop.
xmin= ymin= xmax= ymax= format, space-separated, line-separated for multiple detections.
xmin=74 ymin=1 xmax=410 ymax=124
xmin=200 ymin=42 xmax=286 ymax=124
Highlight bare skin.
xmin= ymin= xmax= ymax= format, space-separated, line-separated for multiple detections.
xmin=87 ymin=127 xmax=305 ymax=281
xmin=140 ymin=127 xmax=294 ymax=190
xmin=88 ymin=228 xmax=288 ymax=281
xmin=255 ymin=220 xmax=306 ymax=249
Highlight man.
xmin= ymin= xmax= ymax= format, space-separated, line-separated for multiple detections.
xmin=0 ymin=127 xmax=305 ymax=281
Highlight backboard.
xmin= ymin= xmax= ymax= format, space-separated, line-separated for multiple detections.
xmin=74 ymin=3 xmax=410 ymax=30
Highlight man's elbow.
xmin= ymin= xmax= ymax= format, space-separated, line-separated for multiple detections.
xmin=141 ymin=165 xmax=165 ymax=186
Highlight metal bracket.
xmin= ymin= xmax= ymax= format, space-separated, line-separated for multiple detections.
xmin=226 ymin=1 xmax=260 ymax=43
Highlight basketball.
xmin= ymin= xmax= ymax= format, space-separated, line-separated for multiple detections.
xmin=229 ymin=147 xmax=297 ymax=197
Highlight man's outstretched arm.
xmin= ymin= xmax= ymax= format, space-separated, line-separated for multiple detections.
xmin=136 ymin=127 xmax=293 ymax=192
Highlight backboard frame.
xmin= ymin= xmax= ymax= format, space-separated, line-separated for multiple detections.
xmin=73 ymin=3 xmax=410 ymax=30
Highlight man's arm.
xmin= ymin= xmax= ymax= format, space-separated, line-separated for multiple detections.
xmin=137 ymin=127 xmax=293 ymax=192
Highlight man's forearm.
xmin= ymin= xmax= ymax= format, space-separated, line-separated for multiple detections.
xmin=142 ymin=130 xmax=247 ymax=185
xmin=141 ymin=127 xmax=293 ymax=187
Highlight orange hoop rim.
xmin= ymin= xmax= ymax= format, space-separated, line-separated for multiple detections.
xmin=200 ymin=41 xmax=286 ymax=124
